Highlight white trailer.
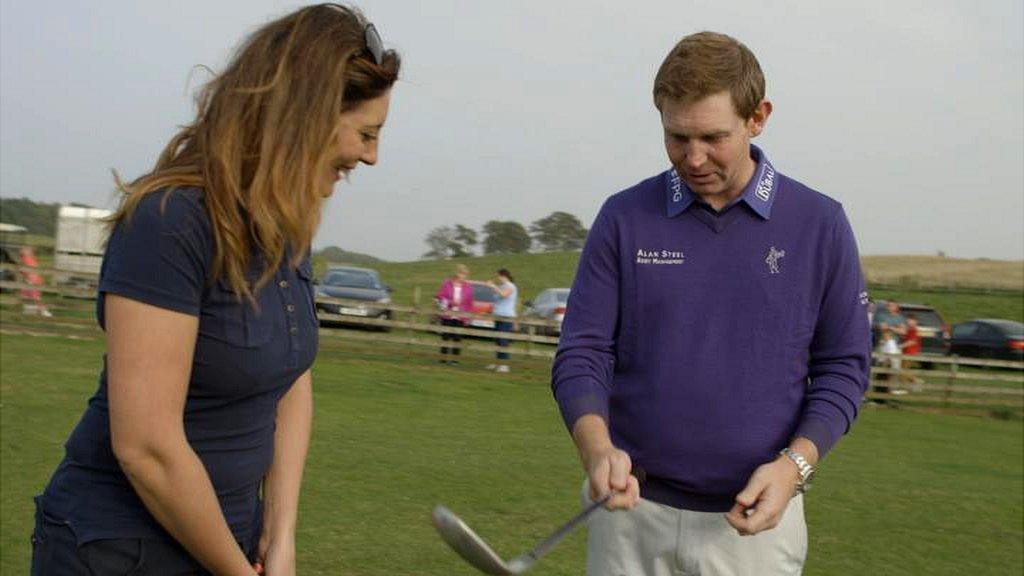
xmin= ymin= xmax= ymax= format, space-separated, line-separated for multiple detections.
xmin=54 ymin=205 xmax=112 ymax=287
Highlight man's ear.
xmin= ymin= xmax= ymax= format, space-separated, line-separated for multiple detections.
xmin=747 ymin=99 xmax=772 ymax=137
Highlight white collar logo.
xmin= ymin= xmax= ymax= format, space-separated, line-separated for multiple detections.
xmin=766 ymin=246 xmax=785 ymax=274
xmin=755 ymin=163 xmax=775 ymax=202
xmin=670 ymin=170 xmax=684 ymax=202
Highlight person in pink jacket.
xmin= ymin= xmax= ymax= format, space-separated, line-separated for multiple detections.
xmin=435 ymin=264 xmax=475 ymax=364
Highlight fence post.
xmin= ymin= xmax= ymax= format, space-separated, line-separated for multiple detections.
xmin=527 ymin=324 xmax=535 ymax=359
xmin=946 ymin=356 xmax=958 ymax=409
xmin=410 ymin=287 xmax=422 ymax=359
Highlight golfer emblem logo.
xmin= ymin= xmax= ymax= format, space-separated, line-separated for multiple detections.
xmin=766 ymin=246 xmax=785 ymax=274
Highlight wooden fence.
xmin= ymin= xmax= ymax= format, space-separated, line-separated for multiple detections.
xmin=2 ymin=264 xmax=1022 ymax=415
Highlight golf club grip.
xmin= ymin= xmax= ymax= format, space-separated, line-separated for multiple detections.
xmin=525 ymin=492 xmax=613 ymax=561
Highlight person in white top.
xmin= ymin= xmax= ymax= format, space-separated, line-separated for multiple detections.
xmin=487 ymin=268 xmax=518 ymax=373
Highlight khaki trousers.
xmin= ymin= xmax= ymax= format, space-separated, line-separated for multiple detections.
xmin=583 ymin=482 xmax=807 ymax=576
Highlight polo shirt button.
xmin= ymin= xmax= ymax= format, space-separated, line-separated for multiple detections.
xmin=286 ymin=304 xmax=295 ymax=313
xmin=279 ymin=280 xmax=289 ymax=289
xmin=290 ymin=326 xmax=298 ymax=335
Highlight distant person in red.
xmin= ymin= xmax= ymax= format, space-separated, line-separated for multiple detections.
xmin=902 ymin=315 xmax=922 ymax=356
xmin=435 ymin=263 xmax=475 ymax=364
xmin=899 ymin=314 xmax=922 ymax=385
xmin=19 ymin=246 xmax=51 ymax=317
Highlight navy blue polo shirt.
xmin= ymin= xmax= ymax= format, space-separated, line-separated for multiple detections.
xmin=552 ymin=146 xmax=871 ymax=512
xmin=39 ymin=187 xmax=319 ymax=545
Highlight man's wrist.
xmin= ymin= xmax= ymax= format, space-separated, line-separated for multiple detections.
xmin=779 ymin=447 xmax=815 ymax=493
xmin=571 ymin=414 xmax=613 ymax=466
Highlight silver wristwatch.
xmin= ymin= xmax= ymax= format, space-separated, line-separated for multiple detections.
xmin=779 ymin=448 xmax=815 ymax=494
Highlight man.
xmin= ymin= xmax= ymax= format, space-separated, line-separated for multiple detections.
xmin=552 ymin=31 xmax=870 ymax=575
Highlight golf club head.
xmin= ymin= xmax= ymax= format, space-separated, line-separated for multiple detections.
xmin=432 ymin=505 xmax=531 ymax=575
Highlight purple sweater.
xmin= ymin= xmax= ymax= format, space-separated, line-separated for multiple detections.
xmin=552 ymin=146 xmax=870 ymax=511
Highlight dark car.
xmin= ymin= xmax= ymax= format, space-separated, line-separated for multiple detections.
xmin=0 ymin=245 xmax=17 ymax=292
xmin=521 ymin=288 xmax=569 ymax=336
xmin=314 ymin=266 xmax=392 ymax=329
xmin=872 ymin=300 xmax=949 ymax=356
xmin=950 ymin=319 xmax=1024 ymax=361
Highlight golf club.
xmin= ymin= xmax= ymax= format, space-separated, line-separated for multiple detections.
xmin=432 ymin=492 xmax=612 ymax=575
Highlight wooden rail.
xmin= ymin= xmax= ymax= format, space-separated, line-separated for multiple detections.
xmin=2 ymin=281 xmax=1021 ymax=414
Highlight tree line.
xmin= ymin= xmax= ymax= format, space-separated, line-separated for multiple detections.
xmin=423 ymin=211 xmax=588 ymax=259
xmin=0 ymin=197 xmax=60 ymax=236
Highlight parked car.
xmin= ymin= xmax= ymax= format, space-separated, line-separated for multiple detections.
xmin=521 ymin=288 xmax=570 ymax=336
xmin=0 ymin=245 xmax=18 ymax=293
xmin=314 ymin=266 xmax=392 ymax=329
xmin=872 ymin=300 xmax=949 ymax=356
xmin=950 ymin=319 xmax=1024 ymax=361
xmin=466 ymin=280 xmax=498 ymax=330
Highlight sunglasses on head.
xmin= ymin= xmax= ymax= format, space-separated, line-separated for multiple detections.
xmin=363 ymin=22 xmax=383 ymax=66
xmin=319 ymin=4 xmax=384 ymax=66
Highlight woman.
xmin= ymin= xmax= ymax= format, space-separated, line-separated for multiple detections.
xmin=32 ymin=5 xmax=399 ymax=575
xmin=435 ymin=264 xmax=474 ymax=364
xmin=487 ymin=268 xmax=518 ymax=373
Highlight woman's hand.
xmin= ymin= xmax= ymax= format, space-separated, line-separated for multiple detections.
xmin=253 ymin=532 xmax=295 ymax=576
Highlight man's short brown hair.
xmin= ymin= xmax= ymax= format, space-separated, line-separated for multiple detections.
xmin=653 ymin=31 xmax=765 ymax=119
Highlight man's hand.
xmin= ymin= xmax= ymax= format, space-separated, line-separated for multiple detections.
xmin=584 ymin=445 xmax=641 ymax=510
xmin=725 ymin=439 xmax=817 ymax=536
xmin=573 ymin=415 xmax=640 ymax=510
xmin=724 ymin=457 xmax=799 ymax=535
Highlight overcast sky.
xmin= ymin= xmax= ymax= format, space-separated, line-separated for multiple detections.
xmin=2 ymin=0 xmax=1022 ymax=261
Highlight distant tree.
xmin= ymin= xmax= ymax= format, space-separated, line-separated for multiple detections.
xmin=0 ymin=197 xmax=59 ymax=236
xmin=454 ymin=224 xmax=478 ymax=255
xmin=529 ymin=211 xmax=588 ymax=252
xmin=423 ymin=226 xmax=457 ymax=259
xmin=482 ymin=220 xmax=531 ymax=254
xmin=423 ymin=224 xmax=479 ymax=259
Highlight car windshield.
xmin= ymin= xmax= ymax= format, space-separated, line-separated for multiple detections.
xmin=904 ymin=310 xmax=943 ymax=328
xmin=324 ymin=270 xmax=379 ymax=289
xmin=553 ymin=290 xmax=570 ymax=303
xmin=472 ymin=283 xmax=498 ymax=303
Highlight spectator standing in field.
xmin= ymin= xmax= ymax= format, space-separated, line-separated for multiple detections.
xmin=899 ymin=314 xmax=923 ymax=386
xmin=487 ymin=268 xmax=518 ymax=373
xmin=32 ymin=5 xmax=400 ymax=575
xmin=875 ymin=326 xmax=901 ymax=395
xmin=880 ymin=301 xmax=907 ymax=337
xmin=19 ymin=246 xmax=51 ymax=317
xmin=436 ymin=264 xmax=474 ymax=364
xmin=552 ymin=31 xmax=870 ymax=575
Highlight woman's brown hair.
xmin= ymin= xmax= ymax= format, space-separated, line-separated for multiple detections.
xmin=111 ymin=3 xmax=400 ymax=300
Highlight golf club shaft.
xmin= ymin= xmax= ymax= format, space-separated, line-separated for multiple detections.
xmin=522 ymin=492 xmax=613 ymax=562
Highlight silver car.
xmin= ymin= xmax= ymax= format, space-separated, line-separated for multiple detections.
xmin=315 ymin=266 xmax=392 ymax=329
xmin=522 ymin=288 xmax=569 ymax=336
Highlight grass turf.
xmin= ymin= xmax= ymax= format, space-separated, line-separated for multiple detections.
xmin=1 ymin=332 xmax=1022 ymax=575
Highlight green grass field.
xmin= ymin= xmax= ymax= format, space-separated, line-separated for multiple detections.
xmin=1 ymin=331 xmax=1021 ymax=575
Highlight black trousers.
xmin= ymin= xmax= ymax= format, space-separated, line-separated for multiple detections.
xmin=30 ymin=502 xmax=255 ymax=575
xmin=440 ymin=318 xmax=463 ymax=356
